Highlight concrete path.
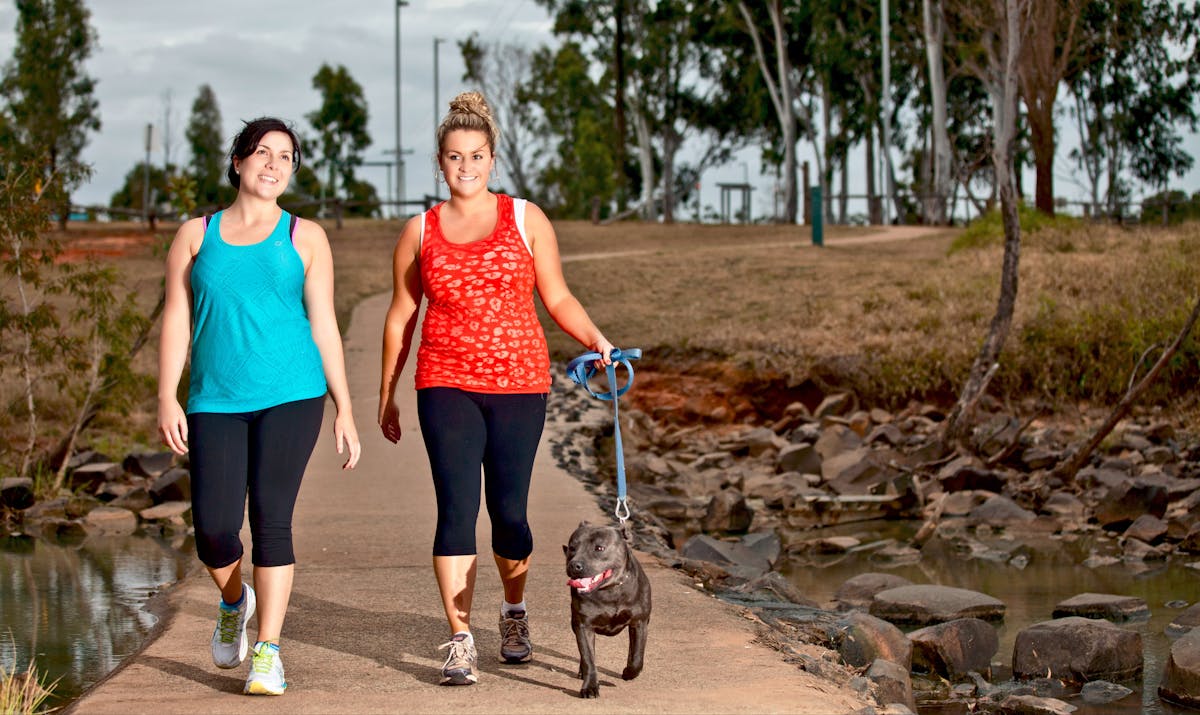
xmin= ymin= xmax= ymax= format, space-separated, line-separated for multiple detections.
xmin=71 ymin=290 xmax=868 ymax=714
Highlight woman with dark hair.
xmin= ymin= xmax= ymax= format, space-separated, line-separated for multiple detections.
xmin=379 ymin=91 xmax=613 ymax=686
xmin=158 ymin=116 xmax=361 ymax=696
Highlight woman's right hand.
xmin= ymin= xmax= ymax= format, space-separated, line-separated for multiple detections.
xmin=158 ymin=398 xmax=189 ymax=455
xmin=379 ymin=399 xmax=402 ymax=444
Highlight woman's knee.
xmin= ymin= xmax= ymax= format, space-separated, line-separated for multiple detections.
xmin=194 ymin=529 xmax=243 ymax=569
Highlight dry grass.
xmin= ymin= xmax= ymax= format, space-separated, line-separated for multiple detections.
xmin=5 ymin=214 xmax=1200 ymax=470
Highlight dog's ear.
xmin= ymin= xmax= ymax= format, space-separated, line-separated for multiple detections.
xmin=578 ymin=520 xmax=591 ymax=528
xmin=619 ymin=521 xmax=633 ymax=544
xmin=562 ymin=543 xmax=569 ymax=555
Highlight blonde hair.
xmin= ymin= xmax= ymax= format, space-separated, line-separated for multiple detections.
xmin=436 ymin=91 xmax=499 ymax=154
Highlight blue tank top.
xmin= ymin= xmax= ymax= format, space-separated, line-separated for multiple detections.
xmin=186 ymin=210 xmax=327 ymax=413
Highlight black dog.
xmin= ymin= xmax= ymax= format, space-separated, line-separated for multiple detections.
xmin=563 ymin=520 xmax=652 ymax=698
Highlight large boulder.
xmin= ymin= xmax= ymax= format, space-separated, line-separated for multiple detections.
xmin=701 ymin=488 xmax=752 ymax=534
xmin=1160 ymin=627 xmax=1200 ymax=708
xmin=1012 ymin=617 xmax=1142 ymax=684
xmin=908 ymin=617 xmax=999 ymax=680
xmin=150 ymin=467 xmax=191 ymax=503
xmin=83 ymin=506 xmax=138 ymax=535
xmin=833 ymin=572 xmax=913 ymax=611
xmin=836 ymin=611 xmax=912 ymax=669
xmin=870 ymin=584 xmax=1006 ymax=626
xmin=0 ymin=477 xmax=35 ymax=510
xmin=1051 ymin=593 xmax=1149 ymax=622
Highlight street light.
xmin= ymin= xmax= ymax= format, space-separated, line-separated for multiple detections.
xmin=433 ymin=36 xmax=445 ymax=196
xmin=395 ymin=0 xmax=410 ymax=218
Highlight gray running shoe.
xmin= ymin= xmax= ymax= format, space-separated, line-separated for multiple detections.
xmin=243 ymin=641 xmax=286 ymax=695
xmin=438 ymin=633 xmax=478 ymax=685
xmin=211 ymin=584 xmax=256 ymax=669
xmin=498 ymin=610 xmax=532 ymax=663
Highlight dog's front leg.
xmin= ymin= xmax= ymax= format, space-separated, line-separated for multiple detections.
xmin=623 ymin=621 xmax=647 ymax=680
xmin=576 ymin=626 xmax=599 ymax=697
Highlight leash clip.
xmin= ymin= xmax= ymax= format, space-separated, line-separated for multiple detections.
xmin=614 ymin=497 xmax=631 ymax=524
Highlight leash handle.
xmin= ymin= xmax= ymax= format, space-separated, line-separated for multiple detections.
xmin=566 ymin=347 xmax=642 ymax=401
xmin=566 ymin=347 xmax=642 ymax=522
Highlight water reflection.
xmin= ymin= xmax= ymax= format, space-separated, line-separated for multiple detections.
xmin=780 ymin=521 xmax=1198 ymax=715
xmin=0 ymin=532 xmax=192 ymax=710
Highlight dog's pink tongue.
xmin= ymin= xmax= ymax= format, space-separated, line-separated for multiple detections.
xmin=567 ymin=569 xmax=612 ymax=593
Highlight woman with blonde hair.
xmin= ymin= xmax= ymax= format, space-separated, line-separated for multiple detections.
xmin=379 ymin=91 xmax=613 ymax=685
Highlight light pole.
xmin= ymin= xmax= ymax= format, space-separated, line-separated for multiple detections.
xmin=395 ymin=0 xmax=409 ymax=218
xmin=433 ymin=36 xmax=445 ymax=196
xmin=880 ymin=0 xmax=892 ymax=225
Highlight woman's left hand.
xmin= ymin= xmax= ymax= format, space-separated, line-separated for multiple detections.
xmin=334 ymin=411 xmax=361 ymax=470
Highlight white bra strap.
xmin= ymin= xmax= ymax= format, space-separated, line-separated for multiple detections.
xmin=419 ymin=210 xmax=426 ymax=252
xmin=513 ymin=198 xmax=532 ymax=256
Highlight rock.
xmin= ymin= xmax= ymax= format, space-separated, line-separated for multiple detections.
xmin=150 ymin=467 xmax=191 ymax=503
xmin=1160 ymin=627 xmax=1200 ymax=708
xmin=68 ymin=462 xmax=122 ymax=492
xmin=937 ymin=462 xmax=1005 ymax=494
xmin=1051 ymin=593 xmax=1150 ymax=622
xmin=727 ymin=571 xmax=819 ymax=608
xmin=121 ymin=451 xmax=176 ymax=478
xmin=992 ymin=694 xmax=1078 ymax=714
xmin=814 ymin=393 xmax=854 ymax=419
xmin=1123 ymin=514 xmax=1167 ymax=544
xmin=139 ymin=501 xmax=191 ymax=532
xmin=0 ymin=477 xmax=35 ymax=510
xmin=837 ymin=611 xmax=913 ymax=669
xmin=82 ymin=506 xmax=138 ymax=535
xmin=678 ymin=533 xmax=770 ymax=575
xmin=815 ymin=424 xmax=863 ymax=461
xmin=1167 ymin=603 xmax=1200 ymax=637
xmin=834 ymin=573 xmax=914 ymax=611
xmin=65 ymin=495 xmax=101 ymax=519
xmin=1122 ymin=537 xmax=1167 ymax=562
xmin=776 ymin=443 xmax=822 ymax=475
xmin=908 ymin=618 xmax=999 ymax=680
xmin=865 ymin=423 xmax=904 ymax=446
xmin=1181 ymin=524 xmax=1200 ymax=554
xmin=1020 ymin=447 xmax=1061 ymax=471
xmin=1094 ymin=480 xmax=1167 ymax=530
xmin=45 ymin=519 xmax=87 ymax=543
xmin=691 ymin=451 xmax=734 ymax=471
xmin=865 ymin=658 xmax=916 ymax=713
xmin=967 ymin=495 xmax=1036 ymax=526
xmin=847 ymin=411 xmax=872 ymax=438
xmin=1078 ymin=680 xmax=1133 ymax=705
xmin=739 ymin=531 xmax=781 ymax=568
xmin=1012 ymin=617 xmax=1142 ymax=684
xmin=1040 ymin=492 xmax=1086 ymax=522
xmin=701 ymin=488 xmax=753 ymax=534
xmin=822 ymin=448 xmax=888 ymax=495
xmin=22 ymin=497 xmax=68 ymax=522
xmin=870 ymin=585 xmax=1006 ymax=625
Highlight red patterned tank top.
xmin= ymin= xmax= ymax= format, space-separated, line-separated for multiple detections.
xmin=415 ymin=194 xmax=551 ymax=393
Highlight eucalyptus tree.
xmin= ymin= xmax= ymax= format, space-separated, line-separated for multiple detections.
xmin=536 ymin=0 xmax=743 ymax=222
xmin=307 ymin=63 xmax=373 ymax=205
xmin=185 ymin=84 xmax=226 ymax=209
xmin=460 ymin=34 xmax=542 ymax=199
xmin=1018 ymin=0 xmax=1085 ymax=216
xmin=1 ymin=0 xmax=100 ymax=229
xmin=1067 ymin=0 xmax=1200 ymax=218
xmin=520 ymin=41 xmax=619 ymax=218
xmin=923 ymin=0 xmax=952 ymax=224
xmin=943 ymin=0 xmax=1030 ymax=446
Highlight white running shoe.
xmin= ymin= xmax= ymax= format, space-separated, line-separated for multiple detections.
xmin=211 ymin=584 xmax=256 ymax=669
xmin=244 ymin=641 xmax=287 ymax=695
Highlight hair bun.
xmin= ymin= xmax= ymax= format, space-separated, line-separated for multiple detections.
xmin=449 ymin=91 xmax=492 ymax=122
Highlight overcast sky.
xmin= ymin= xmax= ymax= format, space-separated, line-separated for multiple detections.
xmin=2 ymin=1 xmax=1199 ymax=221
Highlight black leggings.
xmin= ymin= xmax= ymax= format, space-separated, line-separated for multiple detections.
xmin=417 ymin=387 xmax=546 ymax=559
xmin=187 ymin=396 xmax=324 ymax=568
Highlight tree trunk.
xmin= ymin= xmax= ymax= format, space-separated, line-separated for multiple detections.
xmin=865 ymin=121 xmax=879 ymax=224
xmin=943 ymin=0 xmax=1026 ymax=446
xmin=738 ymin=0 xmax=797 ymax=223
xmin=923 ymin=0 xmax=951 ymax=225
xmin=631 ymin=101 xmax=655 ymax=221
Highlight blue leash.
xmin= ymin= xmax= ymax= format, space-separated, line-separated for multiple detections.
xmin=566 ymin=347 xmax=642 ymax=522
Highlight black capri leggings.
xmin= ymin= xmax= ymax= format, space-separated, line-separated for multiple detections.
xmin=187 ymin=396 xmax=324 ymax=568
xmin=417 ymin=387 xmax=547 ymax=559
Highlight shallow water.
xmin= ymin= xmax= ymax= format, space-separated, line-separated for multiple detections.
xmin=0 ymin=532 xmax=192 ymax=710
xmin=780 ymin=520 xmax=1199 ymax=715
